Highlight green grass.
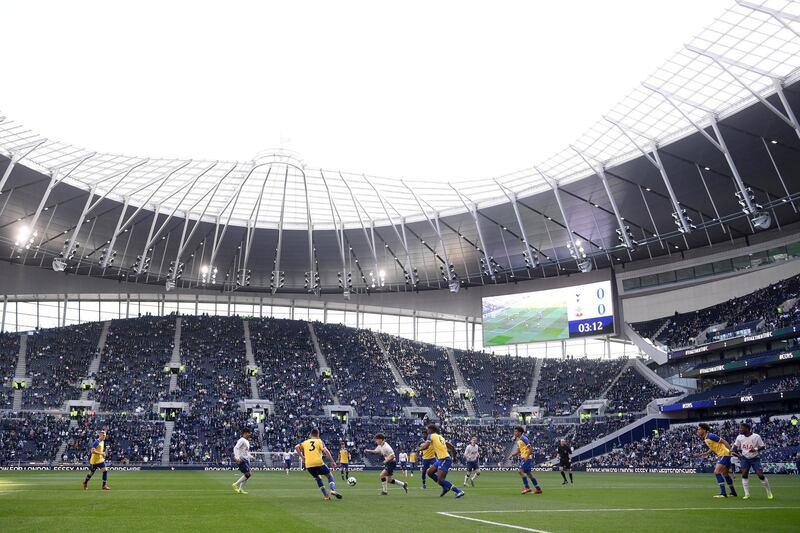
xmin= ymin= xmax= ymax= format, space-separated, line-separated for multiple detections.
xmin=484 ymin=305 xmax=569 ymax=345
xmin=1 ymin=470 xmax=798 ymax=532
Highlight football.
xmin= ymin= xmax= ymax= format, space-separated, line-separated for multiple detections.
xmin=347 ymin=477 xmax=357 ymax=486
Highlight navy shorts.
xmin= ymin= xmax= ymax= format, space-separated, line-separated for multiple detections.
xmin=306 ymin=465 xmax=331 ymax=478
xmin=341 ymin=462 xmax=349 ymax=469
xmin=466 ymin=460 xmax=479 ymax=471
xmin=383 ymin=459 xmax=397 ymax=475
xmin=716 ymin=456 xmax=732 ymax=468
xmin=434 ymin=457 xmax=452 ymax=473
xmin=89 ymin=462 xmax=106 ymax=471
xmin=238 ymin=460 xmax=251 ymax=474
xmin=284 ymin=459 xmax=292 ymax=468
xmin=400 ymin=462 xmax=407 ymax=470
xmin=518 ymin=459 xmax=532 ymax=473
xmin=740 ymin=456 xmax=763 ymax=472
xmin=422 ymin=458 xmax=436 ymax=471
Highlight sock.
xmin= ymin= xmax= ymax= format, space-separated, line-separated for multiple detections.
xmin=760 ymin=476 xmax=772 ymax=494
xmin=84 ymin=471 xmax=94 ymax=483
xmin=724 ymin=475 xmax=736 ymax=494
xmin=440 ymin=479 xmax=452 ymax=492
xmin=421 ymin=469 xmax=427 ymax=483
xmin=390 ymin=479 xmax=407 ymax=488
xmin=522 ymin=477 xmax=530 ymax=489
xmin=715 ymin=473 xmax=726 ymax=495
xmin=382 ymin=479 xmax=388 ymax=492
xmin=530 ymin=476 xmax=540 ymax=489
xmin=316 ymin=478 xmax=327 ymax=496
xmin=102 ymin=471 xmax=108 ymax=486
xmin=561 ymin=471 xmax=567 ymax=482
xmin=741 ymin=477 xmax=750 ymax=496
xmin=464 ymin=474 xmax=469 ymax=484
xmin=569 ymin=472 xmax=573 ymax=482
xmin=327 ymin=476 xmax=336 ymax=491
xmin=236 ymin=475 xmax=247 ymax=487
xmin=429 ymin=472 xmax=439 ymax=483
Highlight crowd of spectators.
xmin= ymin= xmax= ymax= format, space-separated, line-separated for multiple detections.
xmin=536 ymin=357 xmax=626 ymax=415
xmin=93 ymin=317 xmax=175 ymax=413
xmin=26 ymin=323 xmax=102 ymax=409
xmin=633 ymin=274 xmax=800 ymax=349
xmin=180 ymin=315 xmax=249 ymax=412
xmin=455 ymin=349 xmax=536 ymax=416
xmin=381 ymin=335 xmax=465 ymax=421
xmin=603 ymin=367 xmax=678 ymax=413
xmin=0 ymin=413 xmax=70 ymax=464
xmin=584 ymin=417 xmax=800 ymax=469
xmin=61 ymin=413 xmax=165 ymax=464
xmin=315 ymin=323 xmax=409 ymax=417
xmin=251 ymin=317 xmax=331 ymax=418
xmin=0 ymin=332 xmax=18 ymax=409
xmin=568 ymin=415 xmax=640 ymax=450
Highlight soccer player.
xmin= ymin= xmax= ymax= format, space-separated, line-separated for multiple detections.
xmin=557 ymin=438 xmax=573 ymax=485
xmin=408 ymin=450 xmax=417 ymax=475
xmin=339 ymin=442 xmax=351 ymax=481
xmin=398 ymin=449 xmax=409 ymax=477
xmin=232 ymin=427 xmax=253 ymax=494
xmin=82 ymin=429 xmax=110 ymax=491
xmin=283 ymin=450 xmax=293 ymax=475
xmin=463 ymin=436 xmax=480 ymax=487
xmin=510 ymin=426 xmax=541 ymax=495
xmin=732 ymin=422 xmax=774 ymax=500
xmin=419 ymin=433 xmax=436 ymax=489
xmin=364 ymin=433 xmax=408 ymax=495
xmin=697 ymin=423 xmax=737 ymax=498
xmin=420 ymin=424 xmax=465 ymax=498
xmin=295 ymin=428 xmax=342 ymax=500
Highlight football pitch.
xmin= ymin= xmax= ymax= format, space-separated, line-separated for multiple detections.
xmin=484 ymin=306 xmax=569 ymax=345
xmin=1 ymin=471 xmax=798 ymax=532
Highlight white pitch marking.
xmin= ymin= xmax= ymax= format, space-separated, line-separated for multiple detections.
xmin=453 ymin=506 xmax=800 ymax=515
xmin=437 ymin=512 xmax=554 ymax=533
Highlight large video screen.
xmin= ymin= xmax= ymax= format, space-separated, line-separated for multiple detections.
xmin=482 ymin=280 xmax=615 ymax=346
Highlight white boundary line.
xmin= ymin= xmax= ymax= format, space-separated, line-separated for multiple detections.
xmin=437 ymin=512 xmax=554 ymax=533
xmin=450 ymin=506 xmax=800 ymax=514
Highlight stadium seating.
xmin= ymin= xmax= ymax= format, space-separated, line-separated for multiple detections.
xmin=536 ymin=358 xmax=626 ymax=415
xmin=0 ymin=332 xmax=18 ymax=409
xmin=603 ymin=367 xmax=677 ymax=413
xmin=93 ymin=317 xmax=175 ymax=413
xmin=380 ymin=335 xmax=466 ymax=420
xmin=315 ymin=323 xmax=409 ymax=417
xmin=632 ymin=274 xmax=800 ymax=349
xmin=62 ymin=413 xmax=165 ymax=464
xmin=0 ymin=413 xmax=70 ymax=464
xmin=584 ymin=418 xmax=800 ymax=470
xmin=455 ymin=349 xmax=536 ymax=416
xmin=26 ymin=323 xmax=102 ymax=409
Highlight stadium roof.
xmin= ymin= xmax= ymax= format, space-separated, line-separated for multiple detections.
xmin=1 ymin=1 xmax=800 ymax=294
xmin=1 ymin=1 xmax=799 ymax=231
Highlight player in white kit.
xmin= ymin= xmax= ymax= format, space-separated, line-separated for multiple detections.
xmin=364 ymin=433 xmax=409 ymax=495
xmin=463 ymin=437 xmax=480 ymax=487
xmin=732 ymin=422 xmax=774 ymax=499
xmin=283 ymin=450 xmax=293 ymax=475
xmin=398 ymin=450 xmax=409 ymax=477
xmin=232 ymin=428 xmax=254 ymax=494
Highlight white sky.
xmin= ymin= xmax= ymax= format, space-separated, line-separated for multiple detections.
xmin=0 ymin=0 xmax=731 ymax=181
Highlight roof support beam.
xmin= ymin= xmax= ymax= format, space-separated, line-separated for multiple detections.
xmin=761 ymin=136 xmax=798 ymax=213
xmin=450 ymin=186 xmax=494 ymax=281
xmin=25 ymin=153 xmax=96 ymax=241
xmin=606 ymin=117 xmax=694 ymax=234
xmin=403 ymin=182 xmax=457 ymax=288
xmin=707 ymin=114 xmax=761 ymax=216
xmin=320 ymin=170 xmax=350 ymax=295
xmin=365 ymin=177 xmax=417 ymax=287
xmin=272 ymin=165 xmax=289 ymax=294
xmin=0 ymin=139 xmax=48 ymax=193
xmin=301 ymin=167 xmax=316 ymax=294
xmin=685 ymin=44 xmax=800 ymax=139
xmin=736 ymin=1 xmax=800 ymax=39
xmin=341 ymin=173 xmax=380 ymax=289
xmin=536 ymin=167 xmax=591 ymax=271
xmin=571 ymin=146 xmax=634 ymax=249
